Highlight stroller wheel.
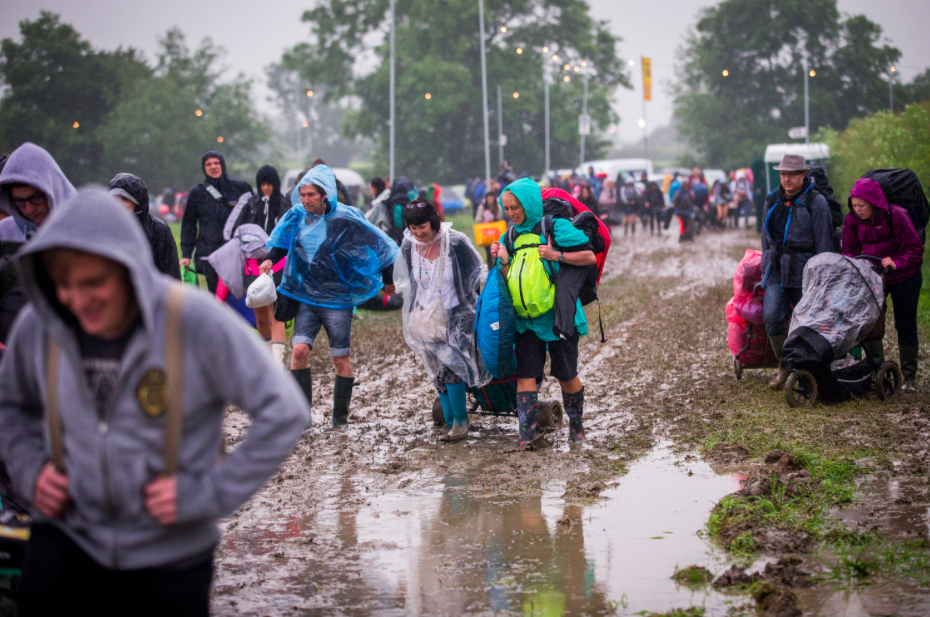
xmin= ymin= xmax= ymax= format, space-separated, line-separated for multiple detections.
xmin=734 ymin=357 xmax=743 ymax=380
xmin=876 ymin=361 xmax=903 ymax=401
xmin=785 ymin=370 xmax=818 ymax=408
xmin=431 ymin=396 xmax=447 ymax=427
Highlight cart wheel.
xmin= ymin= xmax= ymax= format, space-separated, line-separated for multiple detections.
xmin=432 ymin=396 xmax=446 ymax=427
xmin=876 ymin=361 xmax=903 ymax=401
xmin=538 ymin=400 xmax=553 ymax=429
xmin=549 ymin=400 xmax=564 ymax=426
xmin=785 ymin=370 xmax=818 ymax=408
xmin=734 ymin=357 xmax=743 ymax=380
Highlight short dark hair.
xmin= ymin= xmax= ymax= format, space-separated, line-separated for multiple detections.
xmin=310 ymin=158 xmax=326 ymax=167
xmin=370 ymin=177 xmax=386 ymax=194
xmin=403 ymin=197 xmax=441 ymax=232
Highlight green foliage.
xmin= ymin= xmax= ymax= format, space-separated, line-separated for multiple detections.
xmin=0 ymin=14 xmax=267 ymax=191
xmin=280 ymin=0 xmax=630 ymax=182
xmin=671 ymin=565 xmax=713 ymax=586
xmin=674 ymin=0 xmax=902 ymax=169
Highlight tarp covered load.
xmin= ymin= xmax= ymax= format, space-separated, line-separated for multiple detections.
xmin=268 ymin=165 xmax=398 ymax=309
xmin=785 ymin=253 xmax=884 ymax=365
xmin=206 ymin=223 xmax=270 ymax=298
xmin=725 ymin=249 xmax=773 ymax=365
xmin=394 ymin=223 xmax=489 ymax=387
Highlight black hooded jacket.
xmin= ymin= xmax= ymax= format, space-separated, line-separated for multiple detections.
xmin=108 ymin=173 xmax=182 ymax=280
xmin=180 ymin=151 xmax=252 ymax=264
xmin=231 ymin=165 xmax=290 ymax=235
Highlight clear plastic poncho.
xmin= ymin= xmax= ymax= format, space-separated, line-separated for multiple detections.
xmin=394 ymin=223 xmax=490 ymax=387
xmin=267 ymin=165 xmax=399 ymax=309
xmin=788 ymin=253 xmax=884 ymax=361
xmin=205 ymin=223 xmax=270 ymax=298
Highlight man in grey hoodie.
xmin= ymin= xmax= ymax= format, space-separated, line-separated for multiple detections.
xmin=0 ymin=142 xmax=76 ymax=345
xmin=0 ymin=187 xmax=310 ymax=614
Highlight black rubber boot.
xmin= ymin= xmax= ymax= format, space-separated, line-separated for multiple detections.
xmin=330 ymin=375 xmax=355 ymax=429
xmin=861 ymin=339 xmax=885 ymax=364
xmin=291 ymin=368 xmax=312 ymax=414
xmin=900 ymin=344 xmax=919 ymax=391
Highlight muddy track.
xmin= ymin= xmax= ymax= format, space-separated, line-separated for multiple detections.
xmin=212 ymin=223 xmax=930 ymax=616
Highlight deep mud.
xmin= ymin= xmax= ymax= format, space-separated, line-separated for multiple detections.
xmin=213 ymin=220 xmax=930 ymax=616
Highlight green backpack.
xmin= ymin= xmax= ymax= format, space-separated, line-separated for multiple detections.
xmin=502 ymin=219 xmax=555 ymax=320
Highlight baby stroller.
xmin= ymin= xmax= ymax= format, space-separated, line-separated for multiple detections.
xmin=727 ymin=249 xmax=778 ymax=379
xmin=431 ymin=374 xmax=564 ymax=429
xmin=783 ymin=254 xmax=902 ymax=407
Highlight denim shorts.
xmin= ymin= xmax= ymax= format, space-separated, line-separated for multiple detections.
xmin=292 ymin=302 xmax=354 ymax=357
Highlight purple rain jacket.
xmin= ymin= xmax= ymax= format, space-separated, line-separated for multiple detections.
xmin=841 ymin=178 xmax=924 ymax=286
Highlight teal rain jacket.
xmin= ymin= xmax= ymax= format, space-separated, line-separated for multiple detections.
xmin=268 ymin=165 xmax=399 ymax=309
xmin=498 ymin=178 xmax=590 ymax=341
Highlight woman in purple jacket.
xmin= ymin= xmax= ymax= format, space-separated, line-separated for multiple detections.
xmin=842 ymin=178 xmax=924 ymax=391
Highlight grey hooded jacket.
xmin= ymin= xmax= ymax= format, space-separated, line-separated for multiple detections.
xmin=0 ymin=142 xmax=76 ymax=241
xmin=0 ymin=187 xmax=310 ymax=569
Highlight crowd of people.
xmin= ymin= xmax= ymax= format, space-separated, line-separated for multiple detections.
xmin=0 ymin=138 xmax=924 ymax=614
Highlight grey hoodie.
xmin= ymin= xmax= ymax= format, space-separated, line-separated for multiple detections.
xmin=0 ymin=142 xmax=76 ymax=241
xmin=0 ymin=187 xmax=310 ymax=569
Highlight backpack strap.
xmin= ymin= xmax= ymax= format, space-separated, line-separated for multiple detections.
xmin=163 ymin=283 xmax=188 ymax=477
xmin=46 ymin=335 xmax=64 ymax=473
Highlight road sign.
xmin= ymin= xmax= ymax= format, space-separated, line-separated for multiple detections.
xmin=642 ymin=57 xmax=652 ymax=101
xmin=788 ymin=126 xmax=808 ymax=139
xmin=579 ymin=114 xmax=591 ymax=136
xmin=499 ymin=134 xmax=508 ymax=146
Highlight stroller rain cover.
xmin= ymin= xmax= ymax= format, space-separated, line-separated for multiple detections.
xmin=786 ymin=253 xmax=884 ymax=364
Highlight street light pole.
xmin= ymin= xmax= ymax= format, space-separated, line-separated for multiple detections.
xmin=477 ymin=0 xmax=492 ymax=192
xmin=803 ymin=57 xmax=810 ymax=145
xmin=580 ymin=73 xmax=588 ymax=167
xmin=496 ymin=84 xmax=503 ymax=169
xmin=544 ymin=50 xmax=550 ymax=178
xmin=389 ymin=0 xmax=396 ymax=181
xmin=890 ymin=65 xmax=896 ymax=112
xmin=296 ymin=81 xmax=302 ymax=156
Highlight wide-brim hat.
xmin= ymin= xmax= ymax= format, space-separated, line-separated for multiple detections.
xmin=773 ymin=154 xmax=810 ymax=172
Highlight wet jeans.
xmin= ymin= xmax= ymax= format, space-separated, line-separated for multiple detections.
xmin=763 ymin=282 xmax=802 ymax=337
xmin=887 ymin=271 xmax=922 ymax=347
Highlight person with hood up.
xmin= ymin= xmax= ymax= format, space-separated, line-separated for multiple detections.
xmin=395 ymin=198 xmax=488 ymax=441
xmin=220 ymin=165 xmax=290 ymax=364
xmin=107 ymin=173 xmax=181 ymax=280
xmin=0 ymin=187 xmax=309 ymax=615
xmin=842 ymin=178 xmax=924 ymax=391
xmin=259 ymin=165 xmax=399 ymax=429
xmin=761 ymin=154 xmax=834 ymax=389
xmin=180 ymin=150 xmax=252 ymax=293
xmin=0 ymin=142 xmax=76 ymax=346
xmin=489 ymin=178 xmax=596 ymax=446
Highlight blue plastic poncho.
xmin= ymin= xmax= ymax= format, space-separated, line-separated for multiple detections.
xmin=267 ymin=165 xmax=399 ymax=309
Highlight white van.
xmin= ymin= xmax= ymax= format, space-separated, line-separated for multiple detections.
xmin=576 ymin=158 xmax=654 ymax=180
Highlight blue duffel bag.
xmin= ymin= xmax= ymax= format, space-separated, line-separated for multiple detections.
xmin=474 ymin=265 xmax=516 ymax=379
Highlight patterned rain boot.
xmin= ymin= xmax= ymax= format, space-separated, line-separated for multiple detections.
xmin=563 ymin=387 xmax=585 ymax=442
xmin=516 ymin=391 xmax=539 ymax=446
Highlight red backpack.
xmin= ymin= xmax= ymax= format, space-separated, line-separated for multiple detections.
xmin=541 ymin=188 xmax=612 ymax=283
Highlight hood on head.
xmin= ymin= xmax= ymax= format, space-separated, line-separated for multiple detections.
xmin=18 ymin=187 xmax=161 ymax=335
xmin=0 ymin=142 xmax=77 ymax=224
xmin=202 ymin=150 xmax=228 ymax=180
xmin=291 ymin=164 xmax=337 ymax=211
xmin=501 ymin=177 xmax=543 ymax=233
xmin=390 ymin=176 xmax=417 ymax=205
xmin=255 ymin=165 xmax=282 ymax=196
xmin=849 ymin=178 xmax=890 ymax=215
xmin=107 ymin=173 xmax=150 ymax=216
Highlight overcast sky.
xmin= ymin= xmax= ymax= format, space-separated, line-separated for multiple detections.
xmin=2 ymin=0 xmax=928 ymax=145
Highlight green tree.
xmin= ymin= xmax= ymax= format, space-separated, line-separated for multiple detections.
xmin=278 ymin=0 xmax=629 ymax=182
xmin=100 ymin=29 xmax=269 ymax=192
xmin=0 ymin=12 xmax=149 ymax=184
xmin=673 ymin=0 xmax=901 ymax=169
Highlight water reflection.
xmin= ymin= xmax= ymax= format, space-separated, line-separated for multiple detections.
xmin=216 ymin=447 xmax=744 ymax=615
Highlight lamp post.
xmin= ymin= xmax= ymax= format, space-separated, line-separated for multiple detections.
xmin=389 ymin=0 xmax=396 ymax=181
xmin=544 ymin=47 xmax=552 ymax=178
xmin=477 ymin=0 xmax=492 ymax=193
xmin=803 ymin=58 xmax=810 ymax=145
xmin=890 ymin=65 xmax=897 ymax=112
xmin=497 ymin=84 xmax=504 ymax=169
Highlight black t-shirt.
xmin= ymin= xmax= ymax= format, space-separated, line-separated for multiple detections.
xmin=75 ymin=319 xmax=139 ymax=419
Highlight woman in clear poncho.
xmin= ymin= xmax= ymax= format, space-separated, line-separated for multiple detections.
xmin=394 ymin=198 xmax=489 ymax=441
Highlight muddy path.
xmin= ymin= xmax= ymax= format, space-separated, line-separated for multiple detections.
xmin=212 ymin=221 xmax=930 ymax=616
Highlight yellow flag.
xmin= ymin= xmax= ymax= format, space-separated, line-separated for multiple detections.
xmin=642 ymin=57 xmax=652 ymax=101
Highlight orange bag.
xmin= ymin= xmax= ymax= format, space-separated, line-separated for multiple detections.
xmin=473 ymin=221 xmax=508 ymax=247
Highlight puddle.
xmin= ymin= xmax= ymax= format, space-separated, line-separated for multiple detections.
xmin=831 ymin=471 xmax=930 ymax=541
xmin=214 ymin=445 xmax=750 ymax=615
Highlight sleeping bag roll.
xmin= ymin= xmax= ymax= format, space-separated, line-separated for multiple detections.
xmin=474 ymin=265 xmax=516 ymax=379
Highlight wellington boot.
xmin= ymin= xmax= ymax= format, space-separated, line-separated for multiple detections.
xmin=440 ymin=417 xmax=469 ymax=442
xmin=270 ymin=342 xmax=286 ymax=367
xmin=861 ymin=339 xmax=884 ymax=364
xmin=769 ymin=361 xmax=791 ymax=390
xmin=327 ymin=375 xmax=354 ymax=430
xmin=900 ymin=345 xmax=919 ymax=392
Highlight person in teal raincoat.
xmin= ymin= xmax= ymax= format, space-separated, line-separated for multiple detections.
xmin=489 ymin=178 xmax=596 ymax=445
xmin=260 ymin=165 xmax=398 ymax=429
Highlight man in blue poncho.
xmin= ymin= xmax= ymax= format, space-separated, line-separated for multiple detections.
xmin=260 ymin=165 xmax=398 ymax=429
